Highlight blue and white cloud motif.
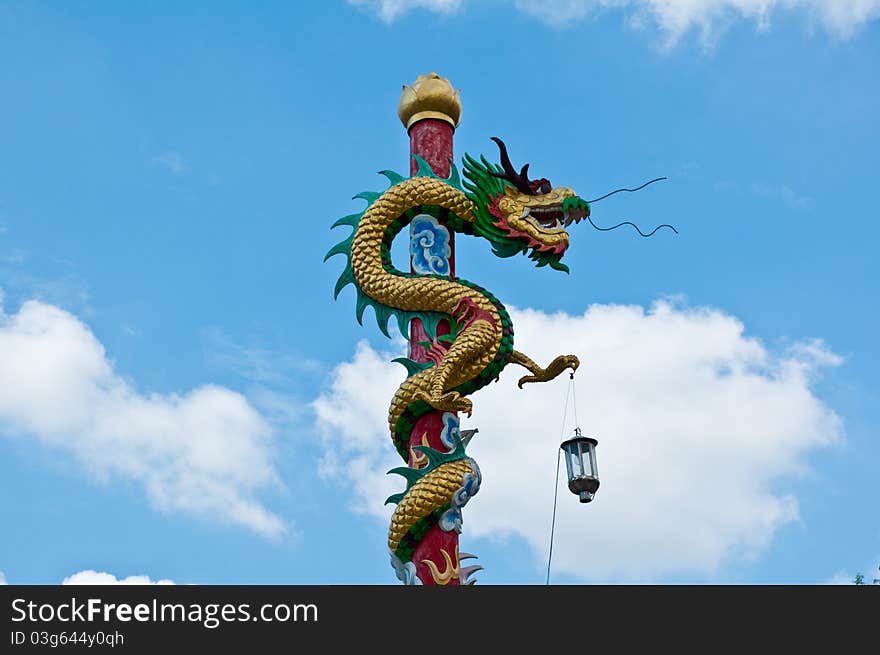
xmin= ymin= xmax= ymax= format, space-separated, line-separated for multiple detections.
xmin=440 ymin=412 xmax=460 ymax=450
xmin=410 ymin=215 xmax=451 ymax=276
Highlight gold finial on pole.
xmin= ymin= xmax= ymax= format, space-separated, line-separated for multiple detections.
xmin=398 ymin=72 xmax=462 ymax=130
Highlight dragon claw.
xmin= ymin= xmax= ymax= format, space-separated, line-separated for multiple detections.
xmin=415 ymin=390 xmax=473 ymax=416
xmin=517 ymin=354 xmax=580 ymax=388
xmin=516 ymin=375 xmax=537 ymax=389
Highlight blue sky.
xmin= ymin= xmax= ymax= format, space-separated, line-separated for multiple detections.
xmin=0 ymin=1 xmax=877 ymax=585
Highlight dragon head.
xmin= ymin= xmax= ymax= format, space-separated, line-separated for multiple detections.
xmin=462 ymin=137 xmax=590 ymax=273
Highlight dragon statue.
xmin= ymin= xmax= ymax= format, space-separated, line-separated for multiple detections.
xmin=326 ymin=137 xmax=589 ymax=584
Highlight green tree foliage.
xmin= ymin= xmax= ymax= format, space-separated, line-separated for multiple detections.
xmin=852 ymin=564 xmax=879 ymax=585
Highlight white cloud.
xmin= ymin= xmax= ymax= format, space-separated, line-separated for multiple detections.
xmin=62 ymin=570 xmax=175 ymax=585
xmin=313 ymin=301 xmax=843 ymax=581
xmin=824 ymin=570 xmax=855 ymax=584
xmin=351 ymin=0 xmax=880 ymax=43
xmin=0 ymin=568 xmax=177 ymax=584
xmin=203 ymin=328 xmax=321 ymax=386
xmin=750 ymin=184 xmax=814 ymax=211
xmin=313 ymin=340 xmax=411 ymax=514
xmin=0 ymin=298 xmax=286 ymax=538
xmin=348 ymin=0 xmax=462 ymax=22
xmin=716 ymin=180 xmax=815 ymax=211
xmin=152 ymin=152 xmax=188 ymax=175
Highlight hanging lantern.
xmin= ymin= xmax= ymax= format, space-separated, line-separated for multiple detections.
xmin=560 ymin=428 xmax=599 ymax=503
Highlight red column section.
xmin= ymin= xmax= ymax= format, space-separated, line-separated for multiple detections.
xmin=408 ymin=118 xmax=455 ymax=277
xmin=409 ymin=119 xmax=454 ymax=176
xmin=406 ymin=118 xmax=460 ymax=585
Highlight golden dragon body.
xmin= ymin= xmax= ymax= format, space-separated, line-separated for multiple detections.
xmin=327 ymin=139 xmax=590 ymax=582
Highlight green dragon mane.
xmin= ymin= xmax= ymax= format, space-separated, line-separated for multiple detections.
xmin=461 ymin=154 xmax=571 ymax=273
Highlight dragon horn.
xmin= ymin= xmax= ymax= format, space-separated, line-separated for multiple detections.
xmin=489 ymin=137 xmax=534 ymax=194
xmin=490 ymin=137 xmax=515 ymax=175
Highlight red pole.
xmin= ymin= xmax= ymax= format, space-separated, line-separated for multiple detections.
xmin=398 ymin=74 xmax=463 ymax=585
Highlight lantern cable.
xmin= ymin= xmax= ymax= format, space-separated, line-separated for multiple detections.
xmin=546 ymin=372 xmax=578 ymax=585
xmin=546 ymin=450 xmax=561 ymax=586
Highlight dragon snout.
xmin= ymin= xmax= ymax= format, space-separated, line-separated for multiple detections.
xmin=561 ymin=197 xmax=590 ymax=227
xmin=520 ymin=197 xmax=589 ymax=232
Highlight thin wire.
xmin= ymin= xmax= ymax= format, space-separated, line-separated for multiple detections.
xmin=587 ymin=216 xmax=678 ymax=237
xmin=546 ymin=449 xmax=562 ymax=586
xmin=587 ymin=177 xmax=667 ymax=204
xmin=546 ymin=374 xmax=575 ymax=585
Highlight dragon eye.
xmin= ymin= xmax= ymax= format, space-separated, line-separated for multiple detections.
xmin=528 ymin=178 xmax=552 ymax=195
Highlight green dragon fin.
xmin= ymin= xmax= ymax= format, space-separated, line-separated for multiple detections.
xmin=332 ymin=266 xmax=355 ymax=299
xmin=324 ymin=237 xmax=353 ymax=262
xmin=411 ymin=154 xmax=436 ymax=178
xmin=386 ymin=466 xmax=424 ymax=487
xmin=385 ymin=435 xmax=469 ymax=505
xmin=445 ymin=162 xmax=462 ymax=190
xmin=353 ymin=191 xmax=381 ymax=204
xmin=392 ymin=357 xmax=433 ymax=378
xmin=384 ymin=492 xmax=406 ymax=506
xmin=395 ymin=312 xmax=411 ymax=338
xmin=379 ymin=169 xmax=406 ymax=186
xmin=330 ymin=212 xmax=362 ymax=230
xmin=412 ymin=434 xmax=467 ymax=469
